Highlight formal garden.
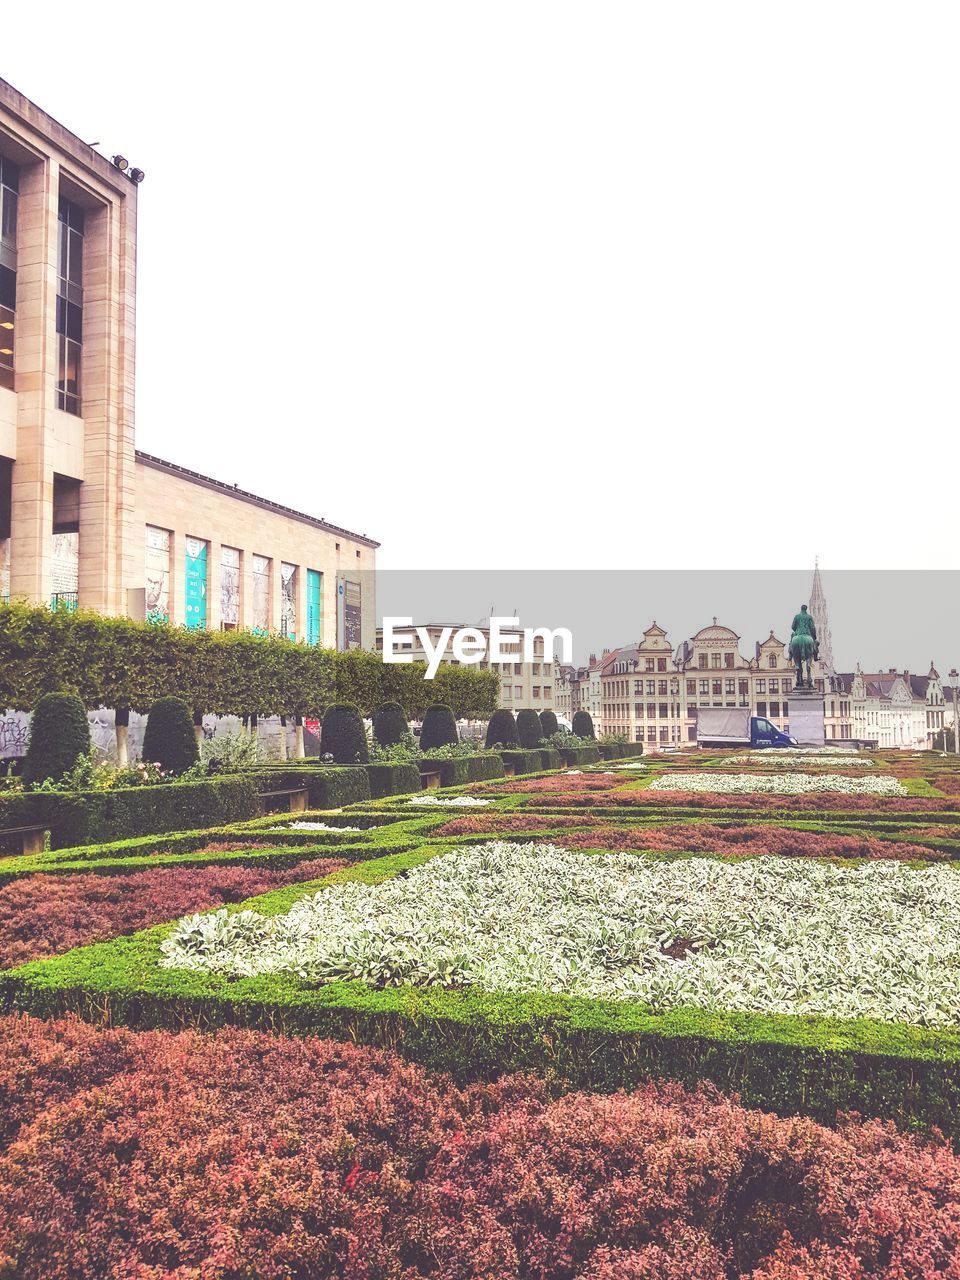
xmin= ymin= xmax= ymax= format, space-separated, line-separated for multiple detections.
xmin=1 ymin=609 xmax=960 ymax=1275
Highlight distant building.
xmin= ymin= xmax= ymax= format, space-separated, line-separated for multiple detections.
xmin=843 ymin=664 xmax=946 ymax=749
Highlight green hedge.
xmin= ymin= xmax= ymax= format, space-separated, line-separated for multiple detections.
xmin=245 ymin=767 xmax=371 ymax=810
xmin=0 ymin=777 xmax=261 ymax=849
xmin=598 ymin=742 xmax=645 ymax=760
xmin=0 ymin=602 xmax=499 ymax=720
xmin=419 ymin=756 xmax=506 ymax=787
xmin=366 ymin=763 xmax=423 ymax=799
xmin=539 ymin=749 xmax=562 ymax=771
xmin=8 ymin=846 xmax=960 ymax=1137
xmin=498 ymin=750 xmax=544 ymax=775
xmin=560 ymin=746 xmax=601 ymax=767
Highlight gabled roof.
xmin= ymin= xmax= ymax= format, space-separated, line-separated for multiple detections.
xmin=600 ymin=644 xmax=638 ymax=676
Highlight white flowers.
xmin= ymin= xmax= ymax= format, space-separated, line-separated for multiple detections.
xmin=273 ymin=822 xmax=363 ymax=832
xmin=649 ymin=772 xmax=906 ymax=796
xmin=407 ymin=795 xmax=491 ymax=807
xmin=730 ymin=753 xmax=874 ymax=766
xmin=160 ymin=841 xmax=960 ymax=1026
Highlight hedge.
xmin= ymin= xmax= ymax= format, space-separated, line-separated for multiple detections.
xmin=141 ymin=697 xmax=199 ymax=774
xmin=598 ymin=742 xmax=645 ymax=760
xmin=419 ymin=704 xmax=459 ymax=752
xmin=0 ymin=602 xmax=499 ymax=720
xmin=539 ymin=749 xmax=562 ymax=771
xmin=319 ymin=704 xmax=369 ymax=764
xmin=498 ymin=750 xmax=544 ymax=775
xmin=8 ymin=845 xmax=960 ymax=1137
xmin=366 ymin=763 xmax=423 ymax=799
xmin=419 ymin=756 xmax=506 ymax=788
xmin=559 ymin=746 xmax=601 ymax=767
xmin=515 ymin=709 xmax=543 ymax=750
xmin=22 ymin=691 xmax=90 ymax=786
xmin=244 ymin=767 xmax=371 ymax=810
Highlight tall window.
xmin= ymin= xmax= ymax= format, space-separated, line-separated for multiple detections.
xmin=56 ymin=198 xmax=84 ymax=414
xmin=0 ymin=157 xmax=17 ymax=391
xmin=306 ymin=569 xmax=322 ymax=645
xmin=221 ymin=547 xmax=241 ymax=629
xmin=145 ymin=526 xmax=171 ymax=623
xmin=184 ymin=537 xmax=208 ymax=630
xmin=252 ymin=555 xmax=271 ymax=633
xmin=280 ymin=562 xmax=297 ymax=639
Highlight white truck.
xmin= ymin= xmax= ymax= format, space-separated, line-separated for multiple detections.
xmin=696 ymin=707 xmax=797 ymax=749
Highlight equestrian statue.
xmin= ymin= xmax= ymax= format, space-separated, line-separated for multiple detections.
xmin=789 ymin=604 xmax=819 ymax=690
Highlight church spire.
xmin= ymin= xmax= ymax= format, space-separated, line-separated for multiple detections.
xmin=809 ymin=560 xmax=834 ymax=673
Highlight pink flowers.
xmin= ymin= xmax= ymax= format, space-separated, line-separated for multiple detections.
xmin=0 ymin=1016 xmax=959 ymax=1278
xmin=0 ymin=859 xmax=347 ymax=968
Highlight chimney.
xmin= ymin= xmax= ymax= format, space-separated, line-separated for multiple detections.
xmin=589 ymin=653 xmax=596 ymax=664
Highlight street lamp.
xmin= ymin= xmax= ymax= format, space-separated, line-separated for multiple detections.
xmin=950 ymin=670 xmax=959 ymax=755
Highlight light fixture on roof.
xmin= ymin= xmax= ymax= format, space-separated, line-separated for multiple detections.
xmin=111 ymin=154 xmax=128 ymax=171
xmin=130 ymin=168 xmax=145 ymax=183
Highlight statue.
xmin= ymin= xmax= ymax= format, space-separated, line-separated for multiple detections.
xmin=789 ymin=604 xmax=819 ymax=690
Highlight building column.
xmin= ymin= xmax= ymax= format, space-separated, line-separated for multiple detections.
xmin=10 ymin=156 xmax=58 ymax=604
xmin=207 ymin=542 xmax=221 ymax=632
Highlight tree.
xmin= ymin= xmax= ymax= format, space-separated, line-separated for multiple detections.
xmin=539 ymin=709 xmax=559 ymax=738
xmin=485 ymin=708 xmax=519 ymax=749
xmin=572 ymin=710 xmax=595 ymax=739
xmin=372 ymin=701 xmax=411 ymax=748
xmin=420 ymin=704 xmax=459 ymax=752
xmin=141 ymin=697 xmax=200 ymax=775
xmin=516 ymin=708 xmax=543 ymax=749
xmin=320 ymin=703 xmax=369 ymax=763
xmin=23 ymin=691 xmax=90 ymax=786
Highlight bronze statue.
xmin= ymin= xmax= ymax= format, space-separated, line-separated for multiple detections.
xmin=789 ymin=604 xmax=819 ymax=689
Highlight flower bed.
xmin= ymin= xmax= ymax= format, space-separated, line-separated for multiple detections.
xmin=2 ymin=1015 xmax=959 ymax=1279
xmin=0 ymin=859 xmax=347 ymax=969
xmin=162 ymin=842 xmax=960 ymax=1026
xmin=492 ymin=773 xmax=623 ymax=794
xmin=407 ymin=795 xmax=491 ymax=807
xmin=731 ymin=753 xmax=875 ymax=765
xmin=649 ymin=772 xmax=907 ymax=796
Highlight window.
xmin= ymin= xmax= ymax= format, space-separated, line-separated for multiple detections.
xmin=699 ymin=679 xmax=708 ymax=696
xmin=712 ymin=680 xmax=722 ymax=696
xmin=698 ymin=654 xmax=707 ymax=670
xmin=220 ymin=547 xmax=241 ymax=628
xmin=515 ymin=686 xmax=522 ymax=699
xmin=280 ymin=563 xmax=297 ymax=638
xmin=502 ymin=685 xmax=512 ymax=700
xmin=532 ymin=663 xmax=540 ymax=675
xmin=306 ymin=569 xmax=322 ymax=645
xmin=756 ymin=679 xmax=766 ymax=694
xmin=659 ymin=726 xmax=668 ymax=742
xmin=657 ymin=657 xmax=666 ymax=672
xmin=634 ymin=680 xmax=643 ymax=695
xmin=56 ymin=197 xmax=84 ymax=414
xmin=725 ymin=678 xmax=735 ymax=695
xmin=769 ymin=679 xmax=778 ymax=693
xmin=739 ymin=679 xmax=749 ymax=698
xmin=644 ymin=679 xmax=653 ymax=695
xmin=782 ymin=677 xmax=792 ymax=693
xmin=659 ymin=703 xmax=668 ymax=719
xmin=0 ymin=157 xmax=18 ymax=391
xmin=711 ymin=653 xmax=721 ymax=668
xmin=635 ymin=703 xmax=643 ymax=718
xmin=724 ymin=652 xmax=734 ymax=669
xmin=768 ymin=655 xmax=777 ymax=668
xmin=532 ymin=686 xmax=541 ymax=699
xmin=144 ymin=526 xmax=170 ymax=623
xmin=647 ymin=702 xmax=656 ymax=719
xmin=514 ymin=663 xmax=522 ymax=675
xmin=645 ymin=658 xmax=655 ymax=671
xmin=658 ymin=680 xmax=667 ymax=695
xmin=770 ymin=701 xmax=780 ymax=718
xmin=757 ymin=701 xmax=767 ymax=717
xmin=252 ymin=555 xmax=271 ymax=633
xmin=647 ymin=727 xmax=656 ymax=743
xmin=686 ymin=680 xmax=696 ymax=696
xmin=542 ymin=685 xmax=551 ymax=698
xmin=635 ymin=727 xmax=643 ymax=742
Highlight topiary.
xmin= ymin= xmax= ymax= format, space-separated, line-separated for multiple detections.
xmin=141 ymin=697 xmax=199 ymax=775
xmin=539 ymin=709 xmax=559 ymax=738
xmin=320 ymin=702 xmax=369 ymax=763
xmin=420 ymin=704 xmax=459 ymax=752
xmin=372 ymin=702 xmax=411 ymax=748
xmin=572 ymin=710 xmax=595 ymax=739
xmin=23 ymin=691 xmax=91 ymax=787
xmin=485 ymin=708 xmax=519 ymax=750
xmin=516 ymin=708 xmax=543 ymax=749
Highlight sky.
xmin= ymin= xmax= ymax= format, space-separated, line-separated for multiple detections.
xmin=3 ymin=3 xmax=960 ymax=573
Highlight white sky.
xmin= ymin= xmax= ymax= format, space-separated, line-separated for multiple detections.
xmin=5 ymin=4 xmax=959 ymax=571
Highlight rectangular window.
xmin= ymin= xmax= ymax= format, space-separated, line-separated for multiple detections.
xmin=0 ymin=457 xmax=11 ymax=600
xmin=698 ymin=654 xmax=708 ymax=669
xmin=306 ymin=568 xmax=322 ymax=645
xmin=686 ymin=680 xmax=696 ymax=696
xmin=769 ymin=655 xmax=777 ymax=668
xmin=145 ymin=526 xmax=171 ymax=623
xmin=711 ymin=653 xmax=721 ymax=668
xmin=0 ymin=157 xmax=18 ymax=391
xmin=769 ymin=678 xmax=779 ymax=693
xmin=724 ymin=652 xmax=734 ymax=668
xmin=712 ymin=680 xmax=722 ymax=696
xmin=645 ymin=658 xmax=655 ymax=671
xmin=757 ymin=701 xmax=767 ymax=717
xmin=184 ymin=537 xmax=208 ymax=630
xmin=532 ymin=686 xmax=541 ymax=699
xmin=647 ymin=727 xmax=656 ymax=743
xmin=756 ymin=679 xmax=766 ymax=694
xmin=657 ymin=657 xmax=666 ymax=672
xmin=658 ymin=680 xmax=667 ymax=695
xmin=502 ymin=685 xmax=512 ymax=700
xmin=659 ymin=703 xmax=668 ymax=719
xmin=515 ymin=685 xmax=522 ymax=699
xmin=635 ymin=703 xmax=643 ymax=718
xmin=699 ymin=679 xmax=709 ymax=696
xmin=725 ymin=678 xmax=735 ymax=694
xmin=770 ymin=701 xmax=780 ymax=718
xmin=221 ymin=546 xmax=241 ymax=629
xmin=56 ymin=197 xmax=84 ymax=414
xmin=252 ymin=555 xmax=271 ymax=634
xmin=280 ymin=562 xmax=297 ymax=639
xmin=646 ymin=679 xmax=655 ymax=694
xmin=647 ymin=702 xmax=656 ymax=719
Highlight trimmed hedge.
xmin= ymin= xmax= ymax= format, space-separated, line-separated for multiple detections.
xmin=371 ymin=702 xmax=410 ymax=747
xmin=539 ymin=749 xmax=562 ymax=771
xmin=538 ymin=710 xmax=559 ymax=738
xmin=419 ymin=704 xmax=459 ymax=753
xmin=22 ymin=691 xmax=90 ymax=787
xmin=598 ymin=742 xmax=645 ymax=760
xmin=516 ymin=709 xmax=543 ymax=750
xmin=485 ymin=709 xmax=519 ymax=750
xmin=365 ymin=763 xmax=423 ymax=800
xmin=560 ymin=746 xmax=601 ymax=767
xmin=498 ymin=750 xmax=544 ymax=775
xmin=9 ymin=845 xmax=960 ymax=1137
xmin=0 ymin=602 xmax=499 ymax=720
xmin=141 ymin=697 xmax=199 ymax=775
xmin=319 ymin=704 xmax=369 ymax=764
xmin=572 ymin=710 xmax=595 ymax=739
xmin=419 ymin=756 xmax=506 ymax=788
xmin=245 ymin=767 xmax=371 ymax=810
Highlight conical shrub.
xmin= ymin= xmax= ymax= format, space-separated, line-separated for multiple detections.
xmin=539 ymin=709 xmax=559 ymax=738
xmin=485 ymin=708 xmax=519 ymax=749
xmin=572 ymin=710 xmax=595 ymax=739
xmin=372 ymin=702 xmax=410 ymax=748
xmin=23 ymin=691 xmax=90 ymax=786
xmin=516 ymin=708 xmax=543 ymax=749
xmin=320 ymin=703 xmax=369 ymax=763
xmin=420 ymin=704 xmax=459 ymax=752
xmin=141 ymin=697 xmax=199 ymax=775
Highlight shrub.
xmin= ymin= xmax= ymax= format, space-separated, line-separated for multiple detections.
xmin=515 ymin=709 xmax=542 ymax=749
xmin=372 ymin=702 xmax=411 ymax=748
xmin=419 ymin=705 xmax=459 ymax=752
xmin=485 ymin=709 xmax=519 ymax=749
xmin=320 ymin=703 xmax=369 ymax=764
xmin=538 ymin=709 xmax=559 ymax=738
xmin=22 ymin=692 xmax=90 ymax=788
xmin=572 ymin=710 xmax=596 ymax=739
xmin=141 ymin=698 xmax=199 ymax=775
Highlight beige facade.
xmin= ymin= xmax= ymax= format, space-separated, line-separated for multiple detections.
xmin=0 ymin=78 xmax=377 ymax=645
xmin=375 ymin=622 xmax=556 ymax=714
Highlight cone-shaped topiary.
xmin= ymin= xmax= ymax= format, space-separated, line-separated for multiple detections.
xmin=320 ymin=702 xmax=369 ymax=763
xmin=485 ymin=708 xmax=519 ymax=749
xmin=372 ymin=701 xmax=410 ymax=748
xmin=572 ymin=710 xmax=595 ymax=739
xmin=539 ymin=709 xmax=559 ymax=738
xmin=141 ymin=697 xmax=199 ymax=775
xmin=23 ymin=691 xmax=91 ymax=787
xmin=420 ymin=704 xmax=459 ymax=752
xmin=516 ymin=708 xmax=543 ymax=749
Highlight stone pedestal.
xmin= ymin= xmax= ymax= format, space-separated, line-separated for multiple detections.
xmin=787 ymin=687 xmax=825 ymax=746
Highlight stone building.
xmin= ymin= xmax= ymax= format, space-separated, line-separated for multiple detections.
xmin=843 ymin=664 xmax=946 ymax=749
xmin=0 ymin=77 xmax=377 ymax=647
